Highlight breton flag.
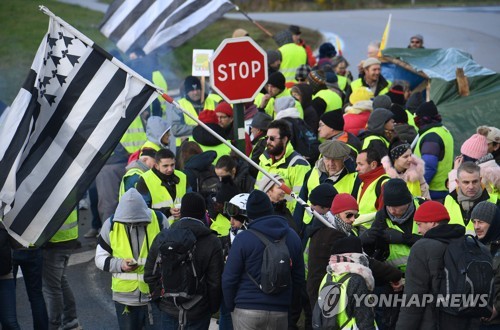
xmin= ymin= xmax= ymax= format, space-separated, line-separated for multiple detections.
xmin=100 ymin=0 xmax=236 ymax=55
xmin=0 ymin=7 xmax=158 ymax=247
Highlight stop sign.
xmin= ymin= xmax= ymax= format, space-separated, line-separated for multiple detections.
xmin=210 ymin=37 xmax=268 ymax=104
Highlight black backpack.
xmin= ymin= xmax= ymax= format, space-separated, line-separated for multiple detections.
xmin=438 ymin=234 xmax=494 ymax=317
xmin=246 ymin=229 xmax=291 ymax=295
xmin=312 ymin=273 xmax=353 ymax=330
xmin=282 ymin=117 xmax=320 ymax=163
xmin=158 ymin=227 xmax=202 ymax=308
xmin=191 ymin=166 xmax=219 ymax=215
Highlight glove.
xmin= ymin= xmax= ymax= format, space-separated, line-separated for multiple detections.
xmin=383 ymin=228 xmax=405 ymax=244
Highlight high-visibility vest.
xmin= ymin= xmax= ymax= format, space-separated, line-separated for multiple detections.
xmin=152 ymin=70 xmax=168 ymax=118
xmin=119 ymin=167 xmax=146 ymax=198
xmin=205 ymin=93 xmax=223 ymax=106
xmin=210 ymin=213 xmax=230 ymax=237
xmin=385 ymin=216 xmax=419 ymax=273
xmin=406 ymin=109 xmax=417 ymax=130
xmin=313 ymin=89 xmax=343 ymax=113
xmin=141 ymin=169 xmax=187 ymax=224
xmin=414 ymin=126 xmax=454 ymax=192
xmin=361 ymin=135 xmax=389 ymax=150
xmin=337 ymin=75 xmax=349 ymax=91
xmin=141 ymin=140 xmax=161 ymax=152
xmin=120 ymin=116 xmax=147 ymax=154
xmin=406 ymin=180 xmax=422 ymax=198
xmin=49 ymin=209 xmax=78 ymax=243
xmin=254 ymin=90 xmax=304 ymax=119
xmin=351 ymin=78 xmax=391 ymax=96
xmin=187 ymin=137 xmax=232 ymax=165
xmin=109 ymin=211 xmax=161 ymax=294
xmin=357 ymin=175 xmax=389 ymax=228
xmin=445 ymin=193 xmax=498 ymax=235
xmin=317 ymin=273 xmax=357 ymax=329
xmin=176 ymin=97 xmax=216 ymax=146
xmin=279 ymin=43 xmax=307 ymax=83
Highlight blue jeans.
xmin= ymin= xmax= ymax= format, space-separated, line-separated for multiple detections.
xmin=12 ymin=248 xmax=49 ymax=330
xmin=162 ymin=311 xmax=211 ymax=330
xmin=114 ymin=302 xmax=162 ymax=330
xmin=42 ymin=249 xmax=79 ymax=330
xmin=0 ymin=277 xmax=21 ymax=329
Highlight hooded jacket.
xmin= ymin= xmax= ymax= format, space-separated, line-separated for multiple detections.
xmin=293 ymin=83 xmax=319 ymax=132
xmin=145 ymin=116 xmax=170 ymax=149
xmin=222 ymin=215 xmax=305 ymax=312
xmin=144 ymin=217 xmax=223 ymax=320
xmin=183 ymin=151 xmax=217 ymax=192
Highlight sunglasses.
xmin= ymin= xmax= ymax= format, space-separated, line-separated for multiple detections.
xmin=266 ymin=136 xmax=281 ymax=142
xmin=345 ymin=212 xmax=359 ymax=219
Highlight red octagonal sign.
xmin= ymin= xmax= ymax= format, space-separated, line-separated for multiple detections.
xmin=210 ymin=37 xmax=268 ymax=104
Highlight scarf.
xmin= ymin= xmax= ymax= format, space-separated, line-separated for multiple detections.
xmin=387 ymin=202 xmax=415 ymax=225
xmin=326 ymin=212 xmax=352 ymax=235
xmin=327 ymin=253 xmax=375 ymax=291
xmin=457 ymin=187 xmax=484 ymax=212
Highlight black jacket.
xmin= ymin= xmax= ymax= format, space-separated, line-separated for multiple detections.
xmin=144 ymin=217 xmax=224 ymax=320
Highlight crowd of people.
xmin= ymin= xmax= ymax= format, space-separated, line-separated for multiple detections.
xmin=1 ymin=24 xmax=500 ymax=330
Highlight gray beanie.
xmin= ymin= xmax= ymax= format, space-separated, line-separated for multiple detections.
xmin=471 ymin=201 xmax=498 ymax=224
xmin=372 ymin=95 xmax=392 ymax=110
xmin=274 ymin=96 xmax=296 ymax=114
xmin=251 ymin=112 xmax=272 ymax=131
xmin=367 ymin=108 xmax=394 ymax=135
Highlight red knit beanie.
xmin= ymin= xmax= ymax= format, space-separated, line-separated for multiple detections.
xmin=414 ymin=201 xmax=450 ymax=223
xmin=460 ymin=133 xmax=488 ymax=160
xmin=215 ymin=101 xmax=233 ymax=117
xmin=198 ymin=110 xmax=218 ymax=125
xmin=330 ymin=193 xmax=358 ymax=214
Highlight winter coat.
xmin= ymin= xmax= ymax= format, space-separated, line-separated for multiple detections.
xmin=381 ymin=155 xmax=430 ymax=199
xmin=344 ymin=100 xmax=372 ymax=136
xmin=145 ymin=116 xmax=169 ymax=148
xmin=183 ymin=151 xmax=217 ymax=192
xmin=222 ymin=215 xmax=305 ymax=312
xmin=144 ymin=217 xmax=224 ymax=320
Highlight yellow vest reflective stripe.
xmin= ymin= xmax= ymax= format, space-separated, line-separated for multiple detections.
xmin=120 ymin=116 xmax=147 ymax=154
xmin=141 ymin=169 xmax=187 ymax=224
xmin=318 ymin=273 xmax=356 ymax=328
xmin=210 ymin=213 xmax=230 ymax=237
xmin=362 ymin=135 xmax=389 ymax=150
xmin=279 ymin=43 xmax=307 ymax=83
xmin=445 ymin=193 xmax=498 ymax=235
xmin=357 ymin=175 xmax=389 ymax=228
xmin=313 ymin=89 xmax=343 ymax=113
xmin=414 ymin=126 xmax=454 ymax=192
xmin=304 ymin=238 xmax=310 ymax=279
xmin=351 ymin=79 xmax=391 ymax=95
xmin=187 ymin=137 xmax=232 ymax=165
xmin=49 ymin=209 xmax=78 ymax=243
xmin=109 ymin=211 xmax=161 ymax=294
xmin=141 ymin=140 xmax=161 ymax=152
xmin=337 ymin=75 xmax=348 ymax=91
xmin=119 ymin=167 xmax=146 ymax=198
xmin=385 ymin=217 xmax=419 ymax=273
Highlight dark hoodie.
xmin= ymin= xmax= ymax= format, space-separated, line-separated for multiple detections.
xmin=192 ymin=123 xmax=226 ymax=147
xmin=293 ymin=84 xmax=319 ymax=132
xmin=183 ymin=151 xmax=217 ymax=192
xmin=222 ymin=215 xmax=305 ymax=312
xmin=144 ymin=217 xmax=223 ymax=320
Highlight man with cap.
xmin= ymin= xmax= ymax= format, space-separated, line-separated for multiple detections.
xmin=119 ymin=148 xmax=157 ymax=198
xmin=396 ymin=201 xmax=474 ymax=329
xmin=295 ymin=64 xmax=312 ymax=84
xmin=413 ymin=100 xmax=454 ymax=201
xmin=351 ymin=57 xmax=391 ymax=97
xmin=273 ymin=29 xmax=308 ymax=86
xmin=222 ymin=190 xmax=304 ymax=330
xmin=257 ymin=119 xmax=311 ymax=214
xmin=318 ymin=110 xmax=362 ymax=160
xmin=408 ymin=34 xmax=425 ymax=49
xmin=249 ymin=112 xmax=273 ymax=178
xmin=358 ymin=108 xmax=395 ymax=158
xmin=266 ymin=50 xmax=282 ymax=75
xmin=480 ymin=125 xmax=500 ymax=165
xmin=144 ymin=192 xmax=224 ymax=329
xmin=289 ymin=25 xmax=316 ymax=68
xmin=214 ymin=101 xmax=234 ymax=139
xmin=472 ymin=201 xmax=500 ymax=326
xmin=307 ymin=70 xmax=343 ymax=117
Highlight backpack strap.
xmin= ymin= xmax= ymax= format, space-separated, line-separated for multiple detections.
xmin=375 ymin=175 xmax=390 ymax=198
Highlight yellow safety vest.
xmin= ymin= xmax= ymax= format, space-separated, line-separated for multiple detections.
xmin=49 ymin=209 xmax=78 ymax=243
xmin=318 ymin=273 xmax=356 ymax=329
xmin=351 ymin=78 xmax=391 ymax=96
xmin=119 ymin=167 xmax=146 ymax=198
xmin=406 ymin=180 xmax=422 ymax=198
xmin=120 ymin=116 xmax=147 ymax=154
xmin=205 ymin=93 xmax=223 ymax=106
xmin=254 ymin=90 xmax=304 ymax=119
xmin=279 ymin=43 xmax=307 ymax=83
xmin=337 ymin=75 xmax=349 ymax=91
xmin=357 ymin=175 xmax=389 ymax=228
xmin=210 ymin=213 xmax=231 ymax=237
xmin=152 ymin=70 xmax=168 ymax=118
xmin=141 ymin=140 xmax=161 ymax=152
xmin=187 ymin=137 xmax=232 ymax=165
xmin=176 ymin=97 xmax=216 ymax=146
xmin=109 ymin=211 xmax=161 ymax=294
xmin=445 ymin=193 xmax=498 ymax=235
xmin=385 ymin=217 xmax=419 ymax=273
xmin=414 ymin=126 xmax=454 ymax=192
xmin=406 ymin=109 xmax=417 ymax=131
xmin=361 ymin=135 xmax=389 ymax=150
xmin=313 ymin=89 xmax=343 ymax=113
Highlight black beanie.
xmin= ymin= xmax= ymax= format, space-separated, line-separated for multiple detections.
xmin=184 ymin=75 xmax=201 ymax=94
xmin=267 ymin=71 xmax=286 ymax=91
xmin=390 ymin=103 xmax=408 ymax=124
xmin=330 ymin=236 xmax=363 ymax=255
xmin=246 ymin=190 xmax=274 ymax=220
xmin=180 ymin=192 xmax=206 ymax=219
xmin=383 ymin=178 xmax=413 ymax=206
xmin=387 ymin=85 xmax=406 ymax=107
xmin=320 ymin=110 xmax=344 ymax=131
xmin=309 ymin=183 xmax=338 ymax=208
xmin=415 ymin=100 xmax=438 ymax=118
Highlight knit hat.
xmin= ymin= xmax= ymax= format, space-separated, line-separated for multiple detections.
xmin=387 ymin=85 xmax=406 ymax=106
xmin=362 ymin=57 xmax=381 ymax=69
xmin=415 ymin=100 xmax=438 ymax=118
xmin=372 ymin=94 xmax=392 ymax=110
xmin=350 ymin=87 xmax=374 ymax=105
xmin=331 ymin=193 xmax=359 ymax=214
xmin=461 ymin=133 xmax=488 ymax=160
xmin=289 ymin=25 xmax=301 ymax=35
xmin=198 ymin=110 xmax=218 ymax=125
xmin=320 ymin=110 xmax=344 ymax=131
xmin=307 ymin=70 xmax=327 ymax=94
xmin=267 ymin=50 xmax=281 ymax=65
xmin=325 ymin=71 xmax=338 ymax=88
xmin=274 ymin=96 xmax=296 ymax=115
xmin=183 ymin=75 xmax=201 ymax=93
xmin=295 ymin=64 xmax=311 ymax=81
xmin=267 ymin=71 xmax=286 ymax=90
xmin=273 ymin=30 xmax=293 ymax=47
xmin=411 ymin=34 xmax=424 ymax=42
xmin=246 ymin=189 xmax=274 ymax=220
xmin=383 ymin=178 xmax=413 ymax=206
xmin=478 ymin=126 xmax=500 ymax=144
xmin=367 ymin=108 xmax=394 ymax=134
xmin=257 ymin=174 xmax=283 ymax=193
xmin=319 ymin=42 xmax=337 ymax=59
xmin=215 ymin=101 xmax=233 ymax=117
xmin=330 ymin=236 xmax=363 ymax=255
xmin=180 ymin=192 xmax=206 ymax=219
xmin=406 ymin=92 xmax=424 ymax=114
xmin=232 ymin=28 xmax=249 ymax=38
xmin=414 ymin=201 xmax=450 ymax=223
xmin=309 ymin=183 xmax=338 ymax=208
xmin=390 ymin=103 xmax=408 ymax=124
xmin=471 ymin=201 xmax=498 ymax=224
xmin=319 ymin=140 xmax=351 ymax=160
xmin=251 ymin=112 xmax=272 ymax=131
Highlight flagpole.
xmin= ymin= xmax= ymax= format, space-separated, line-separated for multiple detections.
xmin=231 ymin=4 xmax=274 ymax=38
xmin=160 ymin=92 xmax=332 ymax=228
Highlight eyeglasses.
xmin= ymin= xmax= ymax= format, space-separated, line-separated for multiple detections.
xmin=345 ymin=212 xmax=359 ymax=219
xmin=266 ymin=136 xmax=281 ymax=142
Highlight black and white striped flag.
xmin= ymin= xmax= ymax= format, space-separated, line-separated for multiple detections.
xmin=100 ymin=0 xmax=236 ymax=54
xmin=0 ymin=7 xmax=158 ymax=247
